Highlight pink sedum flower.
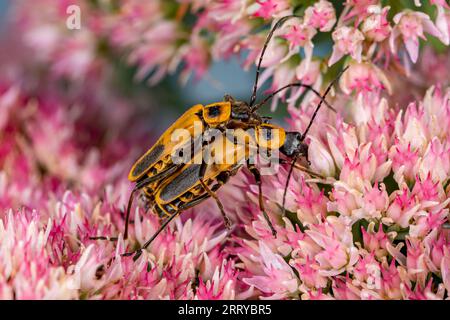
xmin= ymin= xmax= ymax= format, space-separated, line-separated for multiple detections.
xmin=179 ymin=36 xmax=211 ymax=83
xmin=361 ymin=5 xmax=391 ymax=42
xmin=195 ymin=261 xmax=248 ymax=300
xmin=343 ymin=0 xmax=379 ymax=23
xmin=308 ymin=136 xmax=336 ymax=177
xmin=389 ymin=141 xmax=420 ymax=184
xmin=304 ymin=0 xmax=336 ymax=32
xmin=305 ymin=217 xmax=359 ymax=276
xmin=251 ymin=0 xmax=290 ymax=20
xmin=282 ymin=22 xmax=317 ymax=49
xmin=390 ymin=11 xmax=442 ymax=63
xmin=380 ymin=260 xmax=404 ymax=299
xmin=243 ymin=242 xmax=299 ymax=299
xmin=405 ymin=238 xmax=429 ymax=287
xmin=284 ymin=59 xmax=323 ymax=107
xmin=361 ymin=223 xmax=389 ymax=259
xmin=340 ymin=61 xmax=392 ymax=95
xmin=418 ymin=138 xmax=450 ymax=183
xmin=386 ymin=188 xmax=420 ymax=228
xmin=329 ymin=26 xmax=365 ymax=66
xmin=0 ymin=210 xmax=78 ymax=299
xmin=293 ymin=257 xmax=328 ymax=290
xmin=429 ymin=0 xmax=450 ymax=45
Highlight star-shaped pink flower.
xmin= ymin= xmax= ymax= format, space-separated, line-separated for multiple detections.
xmin=253 ymin=0 xmax=278 ymax=20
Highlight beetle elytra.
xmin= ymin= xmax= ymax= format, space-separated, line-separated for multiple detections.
xmin=91 ymin=15 xmax=348 ymax=261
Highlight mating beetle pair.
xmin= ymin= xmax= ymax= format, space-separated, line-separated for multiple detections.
xmin=92 ymin=16 xmax=347 ymax=260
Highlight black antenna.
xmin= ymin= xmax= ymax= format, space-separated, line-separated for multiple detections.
xmin=252 ymin=82 xmax=336 ymax=112
xmin=280 ymin=66 xmax=349 ymax=216
xmin=249 ymin=15 xmax=300 ymax=107
xmin=123 ymin=188 xmax=137 ymax=239
xmin=300 ymin=66 xmax=349 ymax=141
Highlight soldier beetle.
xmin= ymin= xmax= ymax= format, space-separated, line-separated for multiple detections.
xmin=91 ymin=16 xmax=348 ymax=260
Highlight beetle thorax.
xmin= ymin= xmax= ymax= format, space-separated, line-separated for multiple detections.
xmin=224 ymin=95 xmax=262 ymax=124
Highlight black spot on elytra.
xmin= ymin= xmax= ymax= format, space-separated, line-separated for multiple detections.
xmin=208 ymin=106 xmax=221 ymax=118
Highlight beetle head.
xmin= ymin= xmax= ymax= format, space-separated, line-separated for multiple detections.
xmin=224 ymin=94 xmax=261 ymax=123
xmin=280 ymin=131 xmax=308 ymax=161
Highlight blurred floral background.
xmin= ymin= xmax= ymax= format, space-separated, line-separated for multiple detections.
xmin=0 ymin=0 xmax=449 ymax=300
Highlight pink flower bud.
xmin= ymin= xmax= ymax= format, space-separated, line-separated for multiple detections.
xmin=332 ymin=277 xmax=361 ymax=299
xmin=340 ymin=61 xmax=392 ymax=95
xmin=282 ymin=22 xmax=317 ymax=48
xmin=362 ymin=6 xmax=391 ymax=42
xmin=304 ymin=0 xmax=336 ymax=32
xmin=308 ymin=136 xmax=336 ymax=177
xmin=411 ymin=174 xmax=445 ymax=203
xmin=386 ymin=188 xmax=419 ymax=228
xmin=418 ymin=138 xmax=450 ymax=183
xmin=430 ymin=233 xmax=446 ymax=268
xmin=380 ymin=261 xmax=403 ymax=299
xmin=329 ymin=26 xmax=365 ymax=66
xmin=362 ymin=224 xmax=388 ymax=258
xmin=353 ymin=254 xmax=382 ymax=290
xmin=390 ymin=11 xmax=442 ymax=62
xmin=293 ymin=257 xmax=328 ymax=289
xmin=328 ymin=184 xmax=359 ymax=218
xmin=251 ymin=0 xmax=289 ymax=20
xmin=389 ymin=141 xmax=420 ymax=184
xmin=406 ymin=239 xmax=429 ymax=286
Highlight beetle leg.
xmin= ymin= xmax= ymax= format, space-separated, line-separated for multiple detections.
xmin=90 ymin=166 xmax=179 ymax=243
xmin=123 ymin=175 xmax=156 ymax=240
xmin=124 ymin=191 xmax=225 ymax=261
xmin=247 ymin=163 xmax=277 ymax=238
xmin=122 ymin=174 xmax=237 ymax=261
xmin=123 ymin=187 xmax=140 ymax=240
xmin=198 ymin=161 xmax=232 ymax=229
xmin=199 ymin=179 xmax=232 ymax=229
xmin=122 ymin=209 xmax=181 ymax=261
xmin=124 ymin=164 xmax=180 ymax=239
